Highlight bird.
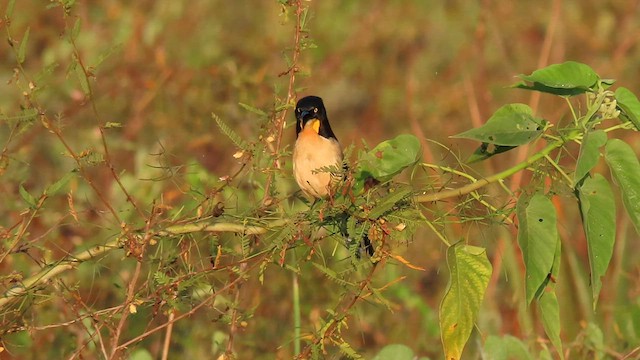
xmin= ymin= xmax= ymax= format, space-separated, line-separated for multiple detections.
xmin=292 ymin=95 xmax=343 ymax=198
xmin=292 ymin=95 xmax=374 ymax=257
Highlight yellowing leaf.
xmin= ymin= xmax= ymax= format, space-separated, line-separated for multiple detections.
xmin=440 ymin=244 xmax=492 ymax=360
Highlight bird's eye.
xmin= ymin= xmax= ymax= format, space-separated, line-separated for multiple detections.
xmin=296 ymin=108 xmax=301 ymax=113
xmin=313 ymin=108 xmax=318 ymax=113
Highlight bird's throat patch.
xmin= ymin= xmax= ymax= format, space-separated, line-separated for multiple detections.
xmin=308 ymin=119 xmax=320 ymax=133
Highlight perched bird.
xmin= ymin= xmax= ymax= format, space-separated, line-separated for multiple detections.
xmin=292 ymin=96 xmax=343 ymax=198
xmin=292 ymin=95 xmax=374 ymax=257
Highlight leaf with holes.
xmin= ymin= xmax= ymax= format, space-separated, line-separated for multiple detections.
xmin=577 ymin=174 xmax=615 ymax=308
xmin=439 ymin=243 xmax=491 ymax=360
xmin=452 ymin=104 xmax=545 ymax=147
xmin=516 ymin=194 xmax=558 ymax=305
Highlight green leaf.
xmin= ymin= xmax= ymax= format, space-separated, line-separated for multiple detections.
xmin=238 ymin=102 xmax=268 ymax=117
xmin=484 ymin=335 xmax=533 ymax=360
xmin=574 ymin=130 xmax=607 ymax=185
xmin=605 ymin=139 xmax=640 ymax=234
xmin=45 ymin=171 xmax=76 ymax=196
xmin=615 ymin=87 xmax=640 ymax=130
xmin=372 ymin=344 xmax=415 ymax=360
xmin=516 ymin=194 xmax=558 ymax=305
xmin=538 ymin=291 xmax=564 ymax=360
xmin=355 ymin=134 xmax=421 ymax=186
xmin=19 ymin=183 xmax=37 ymax=208
xmin=452 ymin=104 xmax=545 ymax=146
xmin=213 ymin=113 xmax=246 ymax=148
xmin=514 ymin=61 xmax=599 ymax=96
xmin=440 ymin=243 xmax=491 ymax=360
xmin=577 ymin=174 xmax=615 ymax=308
xmin=18 ymin=27 xmax=30 ymax=64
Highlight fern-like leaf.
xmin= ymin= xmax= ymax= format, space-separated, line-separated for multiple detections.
xmin=213 ymin=113 xmax=246 ymax=148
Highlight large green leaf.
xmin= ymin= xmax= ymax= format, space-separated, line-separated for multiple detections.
xmin=538 ymin=291 xmax=564 ymax=360
xmin=577 ymin=174 xmax=616 ymax=308
xmin=484 ymin=335 xmax=533 ymax=360
xmin=605 ymin=139 xmax=640 ymax=234
xmin=574 ymin=130 xmax=607 ymax=186
xmin=453 ymin=104 xmax=545 ymax=146
xmin=516 ymin=194 xmax=558 ymax=305
xmin=440 ymin=244 xmax=491 ymax=360
xmin=355 ymin=134 xmax=421 ymax=188
xmin=514 ymin=61 xmax=599 ymax=96
xmin=615 ymin=87 xmax=640 ymax=130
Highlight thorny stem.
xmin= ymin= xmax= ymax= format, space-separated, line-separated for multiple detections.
xmin=262 ymin=0 xmax=305 ymax=206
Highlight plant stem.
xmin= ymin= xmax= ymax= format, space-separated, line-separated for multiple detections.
xmin=415 ymin=139 xmax=566 ymax=203
xmin=292 ymin=251 xmax=301 ymax=356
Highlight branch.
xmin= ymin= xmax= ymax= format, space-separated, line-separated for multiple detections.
xmin=0 ymin=219 xmax=287 ymax=309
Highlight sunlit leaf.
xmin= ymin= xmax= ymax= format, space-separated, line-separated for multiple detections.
xmin=452 ymin=104 xmax=545 ymax=146
xmin=516 ymin=194 xmax=558 ymax=305
xmin=577 ymin=174 xmax=615 ymax=308
xmin=538 ymin=291 xmax=564 ymax=360
xmin=514 ymin=61 xmax=599 ymax=96
xmin=605 ymin=139 xmax=640 ymax=234
xmin=574 ymin=130 xmax=607 ymax=186
xmin=440 ymin=243 xmax=491 ymax=360
xmin=615 ymin=87 xmax=640 ymax=130
xmin=484 ymin=335 xmax=533 ymax=360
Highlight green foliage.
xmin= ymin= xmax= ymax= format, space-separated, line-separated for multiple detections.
xmin=574 ymin=129 xmax=607 ymax=185
xmin=483 ymin=335 xmax=533 ymax=360
xmin=516 ymin=194 xmax=558 ymax=305
xmin=514 ymin=61 xmax=600 ymax=96
xmin=605 ymin=139 xmax=640 ymax=234
xmin=614 ymin=87 xmax=640 ymax=129
xmin=453 ymin=104 xmax=545 ymax=146
xmin=355 ymin=134 xmax=421 ymax=191
xmin=577 ymin=174 xmax=615 ymax=308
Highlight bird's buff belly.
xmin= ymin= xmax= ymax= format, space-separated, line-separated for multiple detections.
xmin=293 ymin=136 xmax=342 ymax=198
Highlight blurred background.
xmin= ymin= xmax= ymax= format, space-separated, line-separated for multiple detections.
xmin=1 ymin=0 xmax=640 ymax=358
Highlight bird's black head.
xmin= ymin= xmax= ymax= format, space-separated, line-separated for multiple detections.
xmin=295 ymin=95 xmax=337 ymax=140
